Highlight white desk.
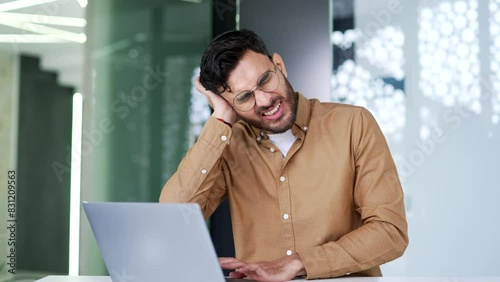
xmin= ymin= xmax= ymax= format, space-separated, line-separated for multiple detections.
xmin=36 ymin=276 xmax=500 ymax=282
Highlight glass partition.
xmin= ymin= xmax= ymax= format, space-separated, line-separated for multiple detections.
xmin=80 ymin=0 xmax=212 ymax=274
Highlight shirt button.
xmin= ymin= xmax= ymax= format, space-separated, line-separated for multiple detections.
xmin=201 ymin=169 xmax=207 ymax=174
xmin=221 ymin=135 xmax=227 ymax=141
xmin=283 ymin=214 xmax=289 ymax=220
xmin=279 ymin=176 xmax=285 ymax=182
xmin=286 ymin=250 xmax=293 ymax=256
xmin=303 ymin=126 xmax=308 ymax=131
xmin=270 ymin=148 xmax=275 ymax=153
xmin=256 ymin=137 xmax=261 ymax=142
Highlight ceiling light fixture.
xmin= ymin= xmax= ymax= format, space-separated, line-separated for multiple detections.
xmin=0 ymin=34 xmax=69 ymax=43
xmin=0 ymin=0 xmax=58 ymax=12
xmin=0 ymin=18 xmax=86 ymax=43
xmin=0 ymin=12 xmax=87 ymax=27
xmin=76 ymin=0 xmax=87 ymax=8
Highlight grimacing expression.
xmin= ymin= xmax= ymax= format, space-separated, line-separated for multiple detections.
xmin=224 ymin=51 xmax=297 ymax=134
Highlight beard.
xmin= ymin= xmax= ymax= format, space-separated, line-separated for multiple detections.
xmin=238 ymin=77 xmax=298 ymax=134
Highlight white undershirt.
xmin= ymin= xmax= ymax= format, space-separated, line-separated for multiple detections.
xmin=267 ymin=129 xmax=297 ymax=158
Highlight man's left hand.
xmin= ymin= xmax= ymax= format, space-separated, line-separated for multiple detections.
xmin=219 ymin=254 xmax=306 ymax=281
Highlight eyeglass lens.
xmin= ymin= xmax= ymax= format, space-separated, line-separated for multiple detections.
xmin=233 ymin=68 xmax=279 ymax=111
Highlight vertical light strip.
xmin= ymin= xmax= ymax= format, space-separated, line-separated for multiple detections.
xmin=69 ymin=92 xmax=83 ymax=276
xmin=235 ymin=0 xmax=240 ymax=30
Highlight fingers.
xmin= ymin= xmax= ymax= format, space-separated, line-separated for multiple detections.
xmin=194 ymin=76 xmax=220 ymax=101
xmin=194 ymin=76 xmax=215 ymax=109
xmin=194 ymin=76 xmax=236 ymax=123
xmin=236 ymin=264 xmax=276 ymax=282
xmin=220 ymin=260 xmax=247 ymax=270
xmin=237 ymin=263 xmax=295 ymax=282
xmin=219 ymin=258 xmax=261 ymax=279
xmin=218 ymin=257 xmax=242 ymax=264
xmin=219 ymin=258 xmax=294 ymax=281
xmin=228 ymin=272 xmax=246 ymax=279
xmin=236 ymin=264 xmax=262 ymax=279
xmin=194 ymin=76 xmax=208 ymax=95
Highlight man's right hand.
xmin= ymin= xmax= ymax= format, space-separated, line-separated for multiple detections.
xmin=195 ymin=76 xmax=237 ymax=125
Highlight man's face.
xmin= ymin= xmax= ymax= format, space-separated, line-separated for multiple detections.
xmin=223 ymin=51 xmax=297 ymax=134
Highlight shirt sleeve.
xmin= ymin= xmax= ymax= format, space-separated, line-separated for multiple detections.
xmin=297 ymin=107 xmax=409 ymax=279
xmin=159 ymin=116 xmax=232 ymax=219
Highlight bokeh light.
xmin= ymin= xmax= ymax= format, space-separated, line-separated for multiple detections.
xmin=331 ymin=29 xmax=361 ymax=50
xmin=331 ymin=60 xmax=406 ymax=138
xmin=418 ymin=0 xmax=481 ymax=114
xmin=331 ymin=25 xmax=406 ymax=141
xmin=357 ymin=26 xmax=406 ymax=80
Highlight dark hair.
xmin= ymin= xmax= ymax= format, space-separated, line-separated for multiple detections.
xmin=199 ymin=29 xmax=271 ymax=95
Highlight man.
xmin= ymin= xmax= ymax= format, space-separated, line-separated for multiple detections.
xmin=160 ymin=29 xmax=408 ymax=281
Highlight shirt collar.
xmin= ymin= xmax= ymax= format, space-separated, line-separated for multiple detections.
xmin=292 ymin=92 xmax=311 ymax=136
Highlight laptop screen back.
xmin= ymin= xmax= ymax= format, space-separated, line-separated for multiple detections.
xmin=83 ymin=202 xmax=225 ymax=282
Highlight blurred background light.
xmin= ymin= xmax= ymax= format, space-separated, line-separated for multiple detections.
xmin=69 ymin=92 xmax=83 ymax=276
xmin=418 ymin=0 xmax=481 ymax=114
xmin=331 ymin=59 xmax=406 ymax=139
xmin=189 ymin=67 xmax=211 ymax=145
xmin=357 ymin=26 xmax=405 ymax=80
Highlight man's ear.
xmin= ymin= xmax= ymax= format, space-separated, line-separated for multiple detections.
xmin=272 ymin=53 xmax=288 ymax=78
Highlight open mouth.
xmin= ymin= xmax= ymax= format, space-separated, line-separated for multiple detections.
xmin=262 ymin=102 xmax=283 ymax=119
xmin=263 ymin=102 xmax=280 ymax=116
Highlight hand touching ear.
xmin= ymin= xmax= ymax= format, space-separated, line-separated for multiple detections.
xmin=195 ymin=76 xmax=237 ymax=125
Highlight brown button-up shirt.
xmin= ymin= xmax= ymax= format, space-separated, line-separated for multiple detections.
xmin=160 ymin=93 xmax=408 ymax=279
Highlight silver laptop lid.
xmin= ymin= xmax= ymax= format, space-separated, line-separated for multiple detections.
xmin=83 ymin=202 xmax=225 ymax=282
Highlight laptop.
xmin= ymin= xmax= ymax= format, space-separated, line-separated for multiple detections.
xmin=83 ymin=202 xmax=250 ymax=282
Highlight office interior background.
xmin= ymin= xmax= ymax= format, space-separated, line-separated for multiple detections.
xmin=0 ymin=0 xmax=499 ymax=280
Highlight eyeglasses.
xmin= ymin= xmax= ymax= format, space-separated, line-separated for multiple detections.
xmin=231 ymin=65 xmax=280 ymax=112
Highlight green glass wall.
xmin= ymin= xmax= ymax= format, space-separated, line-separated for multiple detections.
xmin=80 ymin=0 xmax=212 ymax=274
